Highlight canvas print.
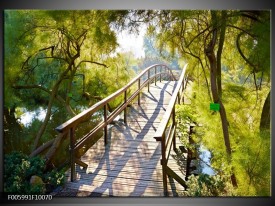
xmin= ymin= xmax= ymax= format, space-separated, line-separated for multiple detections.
xmin=3 ymin=10 xmax=270 ymax=197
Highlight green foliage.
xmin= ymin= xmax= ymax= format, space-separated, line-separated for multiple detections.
xmin=158 ymin=10 xmax=271 ymax=196
xmin=4 ymin=10 xmax=136 ymax=155
xmin=176 ymin=104 xmax=198 ymax=125
xmin=4 ymin=10 xmax=270 ymax=197
xmin=176 ymin=104 xmax=198 ymax=147
xmin=4 ymin=10 xmax=127 ymax=109
xmin=232 ymin=131 xmax=270 ymax=196
xmin=4 ymin=151 xmax=65 ymax=194
xmin=176 ymin=80 xmax=270 ymax=196
xmin=44 ymin=169 xmax=66 ymax=188
xmin=184 ymin=174 xmax=235 ymax=196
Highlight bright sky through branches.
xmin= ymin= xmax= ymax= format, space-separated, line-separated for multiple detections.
xmin=116 ymin=25 xmax=146 ymax=58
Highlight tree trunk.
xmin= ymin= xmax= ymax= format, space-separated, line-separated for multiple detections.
xmin=32 ymin=85 xmax=59 ymax=150
xmin=216 ymin=10 xmax=227 ymax=98
xmin=204 ymin=10 xmax=238 ymax=187
xmin=3 ymin=107 xmax=23 ymax=152
xmin=219 ymin=102 xmax=238 ymax=186
xmin=32 ymin=56 xmax=79 ymax=151
xmin=260 ymin=90 xmax=270 ymax=132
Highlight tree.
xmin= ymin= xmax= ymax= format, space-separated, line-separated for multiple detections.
xmin=144 ymin=10 xmax=270 ymax=190
xmin=4 ymin=10 xmax=134 ymax=162
xmin=203 ymin=10 xmax=237 ymax=187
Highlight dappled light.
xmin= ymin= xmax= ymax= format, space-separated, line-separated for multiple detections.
xmin=4 ymin=10 xmax=270 ymax=197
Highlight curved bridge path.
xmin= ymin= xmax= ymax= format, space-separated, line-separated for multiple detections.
xmin=52 ymin=66 xmax=188 ymax=197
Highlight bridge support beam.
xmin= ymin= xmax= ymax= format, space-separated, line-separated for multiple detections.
xmin=75 ymin=158 xmax=88 ymax=169
xmin=166 ymin=166 xmax=187 ymax=188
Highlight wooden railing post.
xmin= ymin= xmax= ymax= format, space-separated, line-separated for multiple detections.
xmin=160 ymin=66 xmax=162 ymax=82
xmin=172 ymin=106 xmax=176 ymax=151
xmin=182 ymin=77 xmax=185 ymax=92
xmin=161 ymin=134 xmax=168 ymax=196
xmin=177 ymin=76 xmax=185 ymax=104
xmin=70 ymin=127 xmax=76 ymax=182
xmin=155 ymin=66 xmax=157 ymax=86
xmin=181 ymin=78 xmax=185 ymax=104
xmin=138 ymin=79 xmax=141 ymax=106
xmin=124 ymin=90 xmax=127 ymax=124
xmin=148 ymin=70 xmax=150 ymax=92
xmin=104 ymin=104 xmax=108 ymax=145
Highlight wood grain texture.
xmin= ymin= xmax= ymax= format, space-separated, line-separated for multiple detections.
xmin=54 ymin=81 xmax=188 ymax=197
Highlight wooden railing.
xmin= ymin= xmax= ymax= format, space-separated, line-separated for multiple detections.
xmin=154 ymin=64 xmax=188 ymax=196
xmin=55 ymin=64 xmax=176 ymax=182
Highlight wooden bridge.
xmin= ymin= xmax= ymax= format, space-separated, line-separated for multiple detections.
xmin=53 ymin=64 xmax=188 ymax=197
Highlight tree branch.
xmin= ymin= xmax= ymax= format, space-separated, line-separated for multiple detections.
xmin=22 ymin=47 xmax=68 ymax=74
xmin=185 ymin=25 xmax=211 ymax=48
xmin=236 ymin=31 xmax=259 ymax=72
xmin=184 ymin=47 xmax=212 ymax=101
xmin=29 ymin=138 xmax=55 ymax=157
xmin=76 ymin=60 xmax=108 ymax=68
xmin=227 ymin=25 xmax=255 ymax=37
xmin=13 ymin=84 xmax=76 ymax=116
xmin=13 ymin=84 xmax=62 ymax=103
xmin=240 ymin=10 xmax=261 ymax=22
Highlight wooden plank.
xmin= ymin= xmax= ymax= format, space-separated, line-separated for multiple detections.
xmin=66 ymin=171 xmax=185 ymax=190
xmin=80 ymin=144 xmax=184 ymax=158
xmin=80 ymin=142 xmax=185 ymax=163
xmin=65 ymin=174 xmax=186 ymax=194
xmin=66 ymin=177 xmax=185 ymax=193
xmin=64 ymin=181 xmax=184 ymax=197
xmin=79 ymin=161 xmax=184 ymax=173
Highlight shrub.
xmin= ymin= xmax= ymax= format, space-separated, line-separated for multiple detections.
xmin=184 ymin=174 xmax=235 ymax=196
xmin=4 ymin=151 xmax=65 ymax=194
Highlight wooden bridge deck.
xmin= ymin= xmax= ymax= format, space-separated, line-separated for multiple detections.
xmin=53 ymin=81 xmax=187 ymax=197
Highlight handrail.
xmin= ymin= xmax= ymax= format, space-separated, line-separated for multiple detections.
xmin=154 ymin=64 xmax=188 ymax=196
xmin=55 ymin=64 xmax=177 ymax=182
xmin=56 ymin=64 xmax=175 ymax=133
